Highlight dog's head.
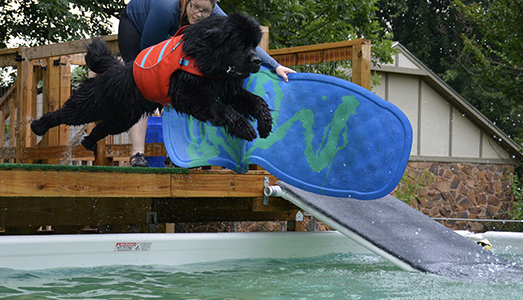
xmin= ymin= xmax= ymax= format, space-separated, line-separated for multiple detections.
xmin=182 ymin=13 xmax=263 ymax=79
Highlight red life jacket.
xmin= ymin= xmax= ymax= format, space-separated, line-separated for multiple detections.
xmin=133 ymin=26 xmax=204 ymax=106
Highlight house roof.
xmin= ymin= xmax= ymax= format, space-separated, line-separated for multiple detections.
xmin=372 ymin=42 xmax=523 ymax=163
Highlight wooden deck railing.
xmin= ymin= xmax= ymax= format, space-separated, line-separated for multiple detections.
xmin=0 ymin=30 xmax=370 ymax=166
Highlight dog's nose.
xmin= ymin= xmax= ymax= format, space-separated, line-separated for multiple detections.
xmin=251 ymin=56 xmax=261 ymax=66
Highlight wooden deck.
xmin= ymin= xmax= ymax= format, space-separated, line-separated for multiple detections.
xmin=0 ymin=164 xmax=300 ymax=234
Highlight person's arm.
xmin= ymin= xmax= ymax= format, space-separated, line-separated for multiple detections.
xmin=256 ymin=47 xmax=280 ymax=72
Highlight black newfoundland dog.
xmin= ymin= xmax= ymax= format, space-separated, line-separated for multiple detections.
xmin=31 ymin=13 xmax=273 ymax=153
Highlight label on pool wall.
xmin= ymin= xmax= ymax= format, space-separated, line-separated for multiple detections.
xmin=114 ymin=242 xmax=152 ymax=252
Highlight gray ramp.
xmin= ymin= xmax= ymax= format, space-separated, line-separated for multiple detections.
xmin=269 ymin=181 xmax=523 ymax=281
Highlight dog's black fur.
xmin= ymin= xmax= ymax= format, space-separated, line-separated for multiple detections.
xmin=31 ymin=13 xmax=273 ymax=153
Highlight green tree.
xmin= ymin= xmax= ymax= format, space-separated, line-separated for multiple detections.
xmin=376 ymin=0 xmax=523 ymax=144
xmin=220 ymin=0 xmax=395 ymax=67
xmin=375 ymin=0 xmax=470 ymax=76
xmin=0 ymin=0 xmax=125 ymax=48
xmin=451 ymin=0 xmax=523 ymax=143
xmin=1 ymin=0 xmax=395 ymax=81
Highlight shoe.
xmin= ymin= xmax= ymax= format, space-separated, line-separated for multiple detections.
xmin=130 ymin=153 xmax=149 ymax=167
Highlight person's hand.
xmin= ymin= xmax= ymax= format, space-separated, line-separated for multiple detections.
xmin=275 ymin=65 xmax=296 ymax=83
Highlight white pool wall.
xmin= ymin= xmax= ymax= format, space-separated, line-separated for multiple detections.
xmin=0 ymin=231 xmax=371 ymax=270
xmin=1 ymin=230 xmax=522 ymax=271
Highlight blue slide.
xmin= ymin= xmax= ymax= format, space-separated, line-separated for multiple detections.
xmin=163 ymin=66 xmax=412 ymax=200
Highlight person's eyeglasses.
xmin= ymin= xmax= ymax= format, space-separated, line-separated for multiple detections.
xmin=189 ymin=1 xmax=212 ymax=18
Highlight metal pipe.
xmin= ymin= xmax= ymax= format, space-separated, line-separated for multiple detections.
xmin=264 ymin=185 xmax=283 ymax=197
xmin=433 ymin=218 xmax=523 ymax=223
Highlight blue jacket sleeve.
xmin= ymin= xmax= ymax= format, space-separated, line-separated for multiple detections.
xmin=256 ymin=47 xmax=280 ymax=72
xmin=140 ymin=1 xmax=180 ymax=49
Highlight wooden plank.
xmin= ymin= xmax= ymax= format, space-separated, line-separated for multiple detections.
xmin=0 ymin=147 xmax=15 ymax=160
xmin=153 ymin=197 xmax=297 ymax=223
xmin=59 ymin=56 xmax=71 ymax=145
xmin=21 ymin=145 xmax=94 ymax=161
xmin=271 ymin=47 xmax=353 ymax=66
xmin=106 ymin=143 xmax=166 ymax=158
xmin=20 ymin=35 xmax=120 ymax=61
xmin=67 ymin=54 xmax=87 ymax=66
xmin=0 ymin=110 xmax=3 ymax=148
xmin=0 ymin=48 xmax=19 ymax=68
xmin=0 ymin=169 xmax=276 ymax=198
xmin=0 ymin=169 xmax=171 ymax=197
xmin=20 ymin=141 xmax=163 ymax=162
xmin=267 ymin=39 xmax=367 ymax=56
xmin=42 ymin=57 xmax=61 ymax=154
xmin=94 ymin=138 xmax=110 ymax=166
xmin=0 ymin=197 xmax=152 ymax=227
xmin=0 ymin=84 xmax=16 ymax=108
xmin=171 ymin=172 xmax=277 ymax=198
xmin=8 ymin=86 xmax=16 ymax=163
xmin=250 ymin=197 xmax=299 ymax=212
xmin=259 ymin=26 xmax=269 ymax=52
xmin=15 ymin=49 xmax=32 ymax=163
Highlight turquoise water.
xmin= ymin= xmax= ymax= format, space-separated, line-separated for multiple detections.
xmin=1 ymin=253 xmax=522 ymax=299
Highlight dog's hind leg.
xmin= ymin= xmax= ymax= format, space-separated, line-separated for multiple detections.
xmin=79 ymin=121 xmax=113 ymax=153
xmin=80 ymin=116 xmax=141 ymax=153
xmin=31 ymin=78 xmax=101 ymax=136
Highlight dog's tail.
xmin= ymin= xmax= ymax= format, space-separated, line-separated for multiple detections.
xmin=84 ymin=38 xmax=120 ymax=74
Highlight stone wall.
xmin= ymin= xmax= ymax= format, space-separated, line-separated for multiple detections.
xmin=395 ymin=162 xmax=515 ymax=232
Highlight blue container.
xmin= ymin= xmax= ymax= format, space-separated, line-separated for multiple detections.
xmin=145 ymin=116 xmax=165 ymax=167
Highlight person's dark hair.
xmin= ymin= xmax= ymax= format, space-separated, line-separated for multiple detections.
xmin=179 ymin=0 xmax=218 ymax=27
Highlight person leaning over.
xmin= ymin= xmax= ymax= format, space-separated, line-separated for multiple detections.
xmin=118 ymin=0 xmax=295 ymax=167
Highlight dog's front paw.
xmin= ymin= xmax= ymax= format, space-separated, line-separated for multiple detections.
xmin=257 ymin=118 xmax=273 ymax=139
xmin=228 ymin=119 xmax=257 ymax=141
xmin=256 ymin=112 xmax=273 ymax=139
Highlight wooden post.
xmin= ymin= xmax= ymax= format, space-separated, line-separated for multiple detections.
xmin=351 ymin=40 xmax=372 ymax=90
xmin=15 ymin=49 xmax=33 ymax=163
xmin=259 ymin=26 xmax=269 ymax=52
xmin=8 ymin=87 xmax=16 ymax=163
xmin=94 ymin=138 xmax=111 ymax=166
xmin=0 ymin=110 xmax=3 ymax=149
xmin=58 ymin=56 xmax=71 ymax=146
xmin=41 ymin=57 xmax=61 ymax=164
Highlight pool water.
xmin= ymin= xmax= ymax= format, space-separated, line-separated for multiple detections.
xmin=1 ymin=253 xmax=522 ymax=299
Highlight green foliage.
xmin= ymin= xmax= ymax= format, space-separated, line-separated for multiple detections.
xmin=454 ymin=0 xmax=523 ymax=97
xmin=451 ymin=0 xmax=523 ymax=142
xmin=395 ymin=169 xmax=435 ymax=207
xmin=2 ymin=0 xmax=396 ymax=86
xmin=510 ymin=174 xmax=523 ymax=221
xmin=220 ymin=0 xmax=395 ymax=68
xmin=1 ymin=0 xmax=126 ymax=47
xmin=71 ymin=65 xmax=88 ymax=93
xmin=376 ymin=0 xmax=469 ymax=76
xmin=376 ymin=0 xmax=523 ymax=145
